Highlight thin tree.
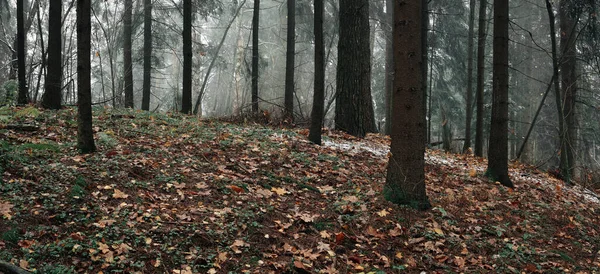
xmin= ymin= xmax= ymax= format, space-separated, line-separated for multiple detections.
xmin=181 ymin=0 xmax=192 ymax=114
xmin=77 ymin=0 xmax=96 ymax=153
xmin=42 ymin=0 xmax=62 ymax=109
xmin=335 ymin=0 xmax=376 ymax=138
xmin=485 ymin=0 xmax=513 ymax=187
xmin=17 ymin=0 xmax=27 ymax=104
xmin=559 ymin=0 xmax=578 ymax=183
xmin=384 ymin=0 xmax=393 ymax=135
xmin=474 ymin=0 xmax=488 ymax=157
xmin=463 ymin=0 xmax=476 ymax=153
xmin=384 ymin=0 xmax=431 ymax=210
xmin=251 ymin=0 xmax=260 ymax=114
xmin=308 ymin=0 xmax=325 ymax=145
xmin=284 ymin=0 xmax=296 ymax=122
xmin=142 ymin=0 xmax=152 ymax=111
xmin=123 ymin=0 xmax=134 ymax=108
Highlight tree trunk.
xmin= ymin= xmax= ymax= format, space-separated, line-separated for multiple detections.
xmin=17 ymin=0 xmax=28 ymax=104
xmin=43 ymin=0 xmax=62 ymax=110
xmin=251 ymin=0 xmax=260 ymax=114
xmin=486 ymin=0 xmax=513 ymax=188
xmin=559 ymin=0 xmax=578 ymax=183
xmin=463 ymin=0 xmax=476 ymax=153
xmin=181 ymin=0 xmax=192 ymax=114
xmin=308 ymin=0 xmax=325 ymax=145
xmin=384 ymin=0 xmax=430 ymax=210
xmin=142 ymin=0 xmax=152 ymax=111
xmin=123 ymin=0 xmax=134 ymax=108
xmin=474 ymin=0 xmax=488 ymax=157
xmin=77 ymin=0 xmax=96 ymax=154
xmin=335 ymin=0 xmax=376 ymax=138
xmin=384 ymin=0 xmax=393 ymax=135
xmin=283 ymin=0 xmax=296 ymax=122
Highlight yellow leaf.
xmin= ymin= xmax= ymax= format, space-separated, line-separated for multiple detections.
xmin=112 ymin=189 xmax=129 ymax=199
xmin=433 ymin=228 xmax=444 ymax=235
xmin=271 ymin=187 xmax=288 ymax=195
xmin=469 ymin=169 xmax=477 ymax=177
xmin=395 ymin=252 xmax=403 ymax=259
xmin=377 ymin=209 xmax=389 ymax=217
xmin=19 ymin=260 xmax=29 ymax=270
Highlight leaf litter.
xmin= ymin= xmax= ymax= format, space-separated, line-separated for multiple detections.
xmin=0 ymin=106 xmax=598 ymax=273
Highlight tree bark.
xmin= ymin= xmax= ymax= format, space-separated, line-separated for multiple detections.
xmin=384 ymin=0 xmax=430 ymax=210
xmin=559 ymin=0 xmax=578 ymax=183
xmin=463 ymin=0 xmax=476 ymax=153
xmin=17 ymin=0 xmax=28 ymax=104
xmin=486 ymin=0 xmax=513 ymax=188
xmin=123 ymin=0 xmax=134 ymax=108
xmin=42 ymin=0 xmax=62 ymax=109
xmin=335 ymin=0 xmax=376 ymax=138
xmin=142 ymin=0 xmax=152 ymax=111
xmin=474 ymin=0 xmax=488 ymax=157
xmin=384 ymin=0 xmax=393 ymax=135
xmin=77 ymin=0 xmax=96 ymax=154
xmin=181 ymin=0 xmax=192 ymax=114
xmin=308 ymin=0 xmax=325 ymax=145
xmin=284 ymin=0 xmax=296 ymax=122
xmin=251 ymin=0 xmax=260 ymax=114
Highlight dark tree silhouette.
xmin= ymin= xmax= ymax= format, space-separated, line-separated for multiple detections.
xmin=335 ymin=0 xmax=376 ymax=138
xmin=486 ymin=0 xmax=513 ymax=187
xmin=42 ymin=0 xmax=62 ymax=109
xmin=384 ymin=0 xmax=431 ymax=210
xmin=123 ymin=0 xmax=134 ymax=108
xmin=475 ymin=0 xmax=488 ymax=157
xmin=463 ymin=0 xmax=476 ymax=153
xmin=17 ymin=0 xmax=27 ymax=104
xmin=142 ymin=0 xmax=152 ymax=111
xmin=77 ymin=0 xmax=96 ymax=154
xmin=181 ymin=0 xmax=192 ymax=114
xmin=251 ymin=0 xmax=260 ymax=114
xmin=284 ymin=0 xmax=295 ymax=122
xmin=308 ymin=0 xmax=324 ymax=145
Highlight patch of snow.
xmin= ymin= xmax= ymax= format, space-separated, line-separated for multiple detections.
xmin=322 ymin=140 xmax=389 ymax=157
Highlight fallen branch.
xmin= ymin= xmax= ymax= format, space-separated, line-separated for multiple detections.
xmin=1 ymin=124 xmax=40 ymax=132
xmin=0 ymin=261 xmax=32 ymax=274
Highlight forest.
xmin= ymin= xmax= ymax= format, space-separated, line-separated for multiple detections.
xmin=0 ymin=0 xmax=599 ymax=273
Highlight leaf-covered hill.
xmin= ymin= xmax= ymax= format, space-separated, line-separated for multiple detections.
xmin=0 ymin=106 xmax=599 ymax=273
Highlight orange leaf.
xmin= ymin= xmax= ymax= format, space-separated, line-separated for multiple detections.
xmin=228 ymin=185 xmax=244 ymax=193
xmin=335 ymin=232 xmax=345 ymax=245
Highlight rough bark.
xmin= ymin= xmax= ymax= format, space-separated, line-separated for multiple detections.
xmin=17 ymin=0 xmax=28 ymax=104
xmin=251 ymin=0 xmax=260 ymax=114
xmin=181 ymin=0 xmax=192 ymax=114
xmin=474 ymin=0 xmax=488 ymax=157
xmin=384 ymin=0 xmax=393 ymax=135
xmin=463 ymin=0 xmax=476 ymax=153
xmin=308 ymin=0 xmax=325 ymax=145
xmin=42 ymin=0 xmax=62 ymax=109
xmin=384 ymin=0 xmax=431 ymax=210
xmin=123 ymin=0 xmax=134 ymax=108
xmin=284 ymin=0 xmax=295 ymax=121
xmin=559 ymin=0 xmax=578 ymax=183
xmin=486 ymin=0 xmax=513 ymax=188
xmin=142 ymin=0 xmax=152 ymax=111
xmin=335 ymin=0 xmax=376 ymax=138
xmin=77 ymin=0 xmax=96 ymax=154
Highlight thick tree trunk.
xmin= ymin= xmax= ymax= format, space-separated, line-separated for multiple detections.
xmin=17 ymin=0 xmax=28 ymax=104
xmin=384 ymin=0 xmax=393 ymax=135
xmin=284 ymin=0 xmax=295 ymax=121
xmin=251 ymin=0 xmax=260 ymax=114
xmin=475 ymin=0 xmax=488 ymax=157
xmin=486 ymin=0 xmax=513 ymax=187
xmin=385 ymin=0 xmax=430 ymax=210
xmin=308 ymin=0 xmax=325 ymax=145
xmin=463 ymin=0 xmax=476 ymax=153
xmin=77 ymin=0 xmax=96 ymax=154
xmin=181 ymin=0 xmax=192 ymax=114
xmin=335 ymin=0 xmax=376 ymax=138
xmin=42 ymin=0 xmax=62 ymax=109
xmin=559 ymin=0 xmax=578 ymax=183
xmin=142 ymin=0 xmax=152 ymax=111
xmin=123 ymin=0 xmax=134 ymax=108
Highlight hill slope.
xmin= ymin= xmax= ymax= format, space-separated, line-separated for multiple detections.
xmin=0 ymin=107 xmax=599 ymax=273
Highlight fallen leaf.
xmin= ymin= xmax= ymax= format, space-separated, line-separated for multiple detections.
xmin=113 ymin=189 xmax=129 ymax=199
xmin=228 ymin=185 xmax=244 ymax=193
xmin=377 ymin=209 xmax=389 ymax=217
xmin=320 ymin=230 xmax=331 ymax=239
xmin=271 ymin=187 xmax=288 ymax=195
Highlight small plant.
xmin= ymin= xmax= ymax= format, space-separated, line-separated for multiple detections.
xmin=69 ymin=176 xmax=88 ymax=199
xmin=1 ymin=228 xmax=21 ymax=244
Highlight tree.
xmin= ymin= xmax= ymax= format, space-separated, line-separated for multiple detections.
xmin=251 ymin=0 xmax=260 ymax=114
xmin=335 ymin=0 xmax=376 ymax=138
xmin=77 ymin=0 xmax=96 ymax=154
xmin=559 ymin=0 xmax=578 ymax=183
xmin=42 ymin=0 xmax=62 ymax=109
xmin=123 ymin=0 xmax=134 ymax=108
xmin=308 ymin=0 xmax=324 ymax=145
xmin=284 ymin=0 xmax=295 ymax=122
xmin=384 ymin=0 xmax=431 ymax=210
xmin=475 ymin=0 xmax=488 ymax=157
xmin=142 ymin=0 xmax=152 ymax=111
xmin=181 ymin=0 xmax=192 ymax=114
xmin=384 ymin=0 xmax=393 ymax=135
xmin=463 ymin=0 xmax=476 ymax=153
xmin=16 ymin=0 xmax=27 ymax=104
xmin=485 ymin=0 xmax=513 ymax=187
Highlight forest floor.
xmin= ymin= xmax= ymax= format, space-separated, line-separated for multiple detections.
xmin=0 ymin=106 xmax=599 ymax=274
